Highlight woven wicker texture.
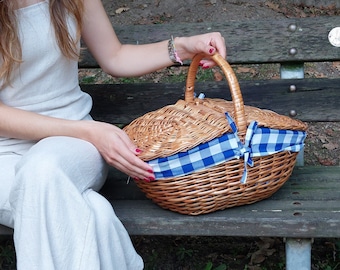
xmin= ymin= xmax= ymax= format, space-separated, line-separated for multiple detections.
xmin=124 ymin=54 xmax=307 ymax=161
xmin=135 ymin=151 xmax=298 ymax=215
xmin=124 ymin=53 xmax=308 ymax=215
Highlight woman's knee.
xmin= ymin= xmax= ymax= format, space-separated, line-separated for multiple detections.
xmin=83 ymin=190 xmax=116 ymax=226
xmin=14 ymin=136 xmax=108 ymax=192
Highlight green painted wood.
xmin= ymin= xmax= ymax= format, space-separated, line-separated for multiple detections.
xmin=82 ymin=78 xmax=340 ymax=123
xmin=80 ymin=16 xmax=340 ymax=68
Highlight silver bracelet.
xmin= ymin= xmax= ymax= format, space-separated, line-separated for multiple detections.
xmin=168 ymin=36 xmax=183 ymax=65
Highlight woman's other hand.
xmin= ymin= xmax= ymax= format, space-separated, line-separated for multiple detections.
xmin=174 ymin=32 xmax=226 ymax=68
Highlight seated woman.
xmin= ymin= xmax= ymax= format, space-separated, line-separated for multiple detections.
xmin=0 ymin=0 xmax=226 ymax=269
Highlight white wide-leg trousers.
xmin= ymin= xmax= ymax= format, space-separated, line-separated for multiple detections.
xmin=0 ymin=136 xmax=143 ymax=270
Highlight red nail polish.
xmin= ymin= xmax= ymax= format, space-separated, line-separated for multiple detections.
xmin=202 ymin=65 xmax=209 ymax=69
xmin=148 ymin=176 xmax=155 ymax=182
xmin=136 ymin=148 xmax=142 ymax=153
xmin=147 ymin=169 xmax=154 ymax=173
xmin=209 ymin=48 xmax=214 ymax=54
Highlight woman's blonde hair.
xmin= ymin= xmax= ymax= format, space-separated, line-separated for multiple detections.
xmin=0 ymin=0 xmax=84 ymax=87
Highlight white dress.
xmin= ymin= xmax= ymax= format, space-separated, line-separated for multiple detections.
xmin=0 ymin=2 xmax=143 ymax=269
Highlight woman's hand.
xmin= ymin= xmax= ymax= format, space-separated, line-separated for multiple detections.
xmin=81 ymin=121 xmax=155 ymax=182
xmin=0 ymin=101 xmax=154 ymax=181
xmin=0 ymin=103 xmax=154 ymax=181
xmin=174 ymin=32 xmax=226 ymax=68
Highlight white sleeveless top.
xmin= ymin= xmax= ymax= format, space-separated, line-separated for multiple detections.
xmin=0 ymin=1 xmax=92 ymax=154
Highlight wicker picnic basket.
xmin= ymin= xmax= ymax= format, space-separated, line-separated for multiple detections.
xmin=124 ymin=53 xmax=308 ymax=215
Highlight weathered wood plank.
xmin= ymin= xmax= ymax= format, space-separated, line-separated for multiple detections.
xmin=101 ymin=166 xmax=340 ymax=201
xmin=270 ymin=166 xmax=340 ymax=200
xmin=0 ymin=226 xmax=12 ymax=235
xmin=80 ymin=16 xmax=340 ymax=67
xmin=2 ymin=166 xmax=340 ymax=237
xmin=108 ymin=166 xmax=340 ymax=237
xmin=1 ymin=197 xmax=338 ymax=237
xmin=112 ymin=199 xmax=340 ymax=238
xmin=82 ymin=78 xmax=340 ymax=123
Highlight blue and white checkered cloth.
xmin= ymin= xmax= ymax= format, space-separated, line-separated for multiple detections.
xmin=147 ymin=113 xmax=306 ymax=183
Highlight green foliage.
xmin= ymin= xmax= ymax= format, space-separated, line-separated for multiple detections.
xmin=79 ymin=76 xmax=96 ymax=84
xmin=0 ymin=239 xmax=16 ymax=270
xmin=336 ymin=239 xmax=340 ymax=259
xmin=144 ymin=249 xmax=159 ymax=270
xmin=176 ymin=246 xmax=194 ymax=261
xmin=204 ymin=261 xmax=227 ymax=270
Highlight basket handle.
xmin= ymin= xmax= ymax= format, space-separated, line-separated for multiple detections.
xmin=185 ymin=53 xmax=247 ymax=138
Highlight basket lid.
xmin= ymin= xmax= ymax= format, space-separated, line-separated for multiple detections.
xmin=123 ymin=53 xmax=307 ymax=161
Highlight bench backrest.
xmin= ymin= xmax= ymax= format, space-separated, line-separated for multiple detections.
xmin=80 ymin=16 xmax=340 ymax=67
xmin=80 ymin=16 xmax=340 ymax=127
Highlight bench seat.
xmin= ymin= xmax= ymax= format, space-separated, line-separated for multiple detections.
xmin=2 ymin=166 xmax=339 ymax=238
xmin=103 ymin=166 xmax=340 ymax=238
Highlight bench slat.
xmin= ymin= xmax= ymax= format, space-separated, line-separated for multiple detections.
xmin=112 ymin=199 xmax=340 ymax=238
xmin=101 ymin=166 xmax=340 ymax=201
xmin=82 ymin=78 xmax=340 ymax=123
xmin=2 ymin=166 xmax=339 ymax=237
xmin=80 ymin=16 xmax=340 ymax=67
xmin=109 ymin=167 xmax=340 ymax=238
xmin=106 ymin=166 xmax=340 ymax=238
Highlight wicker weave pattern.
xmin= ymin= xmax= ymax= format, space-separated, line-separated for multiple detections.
xmin=124 ymin=54 xmax=307 ymax=160
xmin=124 ymin=53 xmax=307 ymax=215
xmin=135 ymin=151 xmax=298 ymax=215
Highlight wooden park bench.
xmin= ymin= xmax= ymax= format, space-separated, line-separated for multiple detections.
xmin=1 ymin=15 xmax=339 ymax=269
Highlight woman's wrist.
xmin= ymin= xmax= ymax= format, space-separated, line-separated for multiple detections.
xmin=169 ymin=36 xmax=192 ymax=64
xmin=168 ymin=36 xmax=183 ymax=65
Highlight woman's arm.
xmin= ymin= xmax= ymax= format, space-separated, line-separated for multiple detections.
xmin=81 ymin=0 xmax=226 ymax=77
xmin=0 ymin=101 xmax=79 ymax=140
xmin=0 ymin=101 xmax=154 ymax=181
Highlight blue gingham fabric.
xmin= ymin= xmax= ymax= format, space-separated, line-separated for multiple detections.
xmin=147 ymin=113 xmax=306 ymax=183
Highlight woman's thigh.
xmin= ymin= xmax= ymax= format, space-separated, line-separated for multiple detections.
xmin=1 ymin=136 xmax=109 ymax=227
xmin=14 ymin=136 xmax=109 ymax=193
xmin=0 ymin=153 xmax=21 ymax=228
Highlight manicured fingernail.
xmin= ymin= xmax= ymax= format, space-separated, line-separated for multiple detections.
xmin=202 ymin=65 xmax=210 ymax=69
xmin=143 ymin=177 xmax=151 ymax=183
xmin=209 ymin=48 xmax=215 ymax=54
xmin=199 ymin=62 xmax=204 ymax=66
xmin=148 ymin=176 xmax=155 ymax=181
xmin=147 ymin=169 xmax=154 ymax=173
xmin=136 ymin=148 xmax=142 ymax=153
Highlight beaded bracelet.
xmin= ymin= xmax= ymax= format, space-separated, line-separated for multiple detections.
xmin=168 ymin=36 xmax=183 ymax=65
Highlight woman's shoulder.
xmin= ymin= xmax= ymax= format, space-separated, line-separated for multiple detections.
xmin=14 ymin=0 xmax=47 ymax=11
